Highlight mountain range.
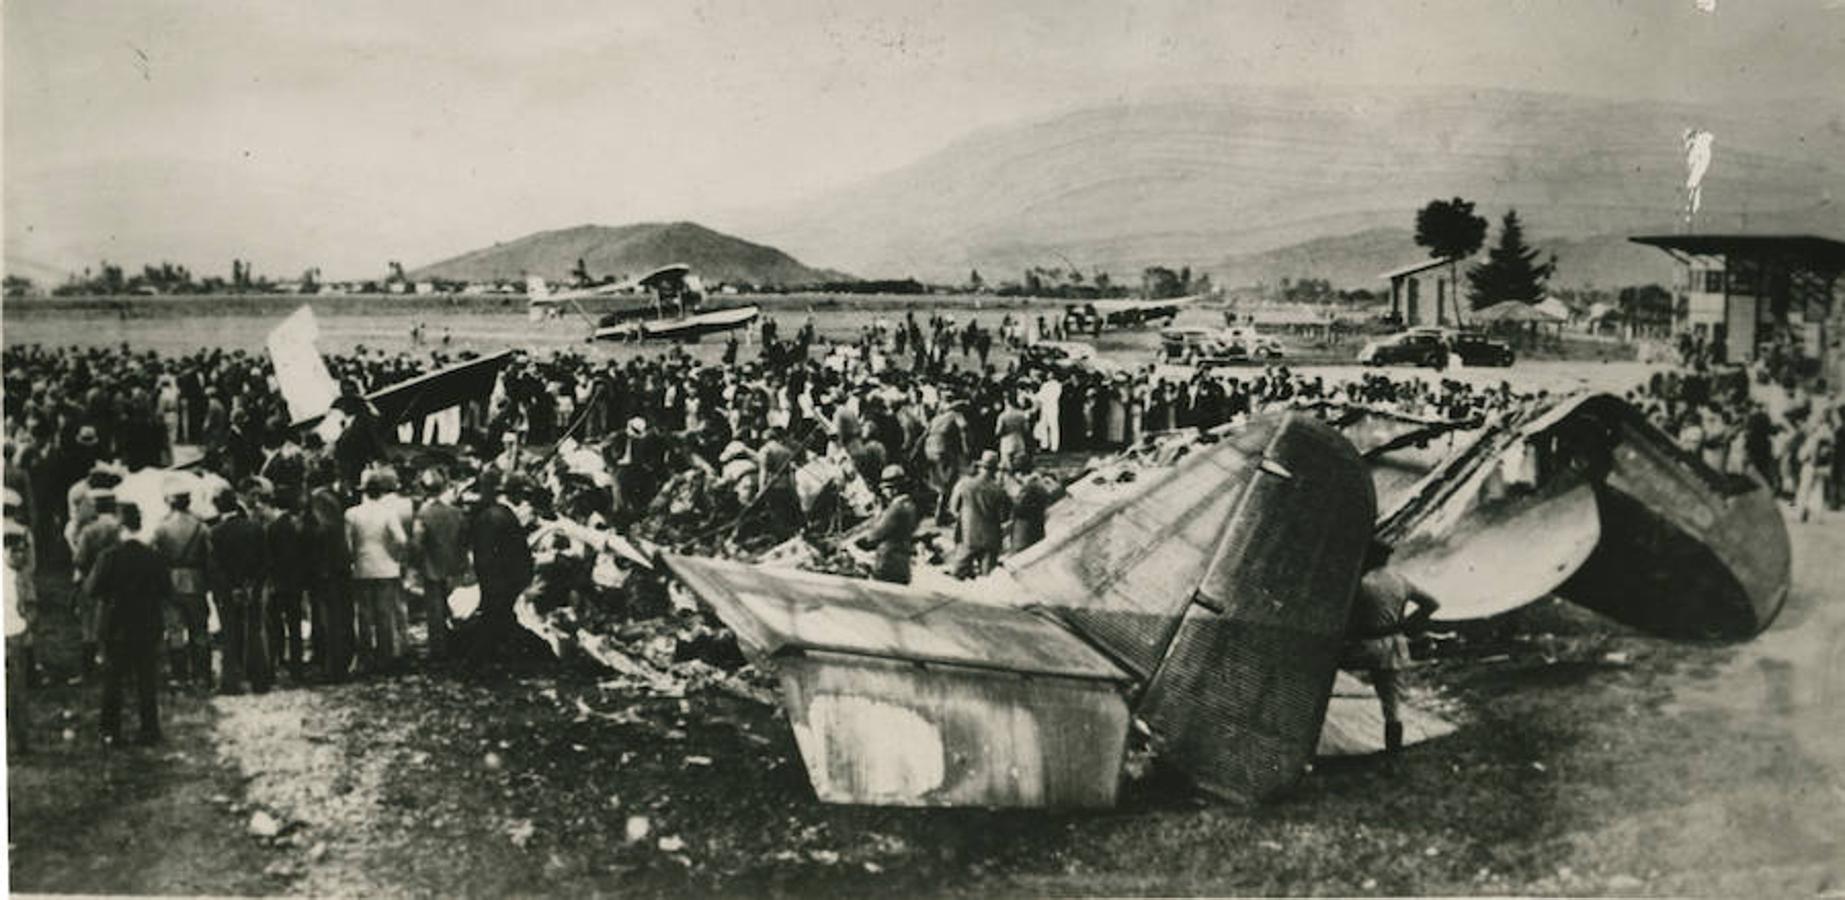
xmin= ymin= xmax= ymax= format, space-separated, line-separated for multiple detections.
xmin=721 ymin=85 xmax=1845 ymax=288
xmin=406 ymin=222 xmax=844 ymax=286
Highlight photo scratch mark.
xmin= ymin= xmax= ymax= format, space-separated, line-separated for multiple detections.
xmin=127 ymin=42 xmax=152 ymax=81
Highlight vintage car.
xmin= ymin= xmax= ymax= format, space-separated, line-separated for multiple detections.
xmin=1159 ymin=328 xmax=1244 ymax=367
xmin=1449 ymin=331 xmax=1516 ymax=367
xmin=1356 ymin=329 xmax=1450 ymax=367
xmin=1221 ymin=325 xmax=1285 ymax=359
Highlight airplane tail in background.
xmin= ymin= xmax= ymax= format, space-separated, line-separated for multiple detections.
xmin=525 ymin=275 xmax=550 ymax=301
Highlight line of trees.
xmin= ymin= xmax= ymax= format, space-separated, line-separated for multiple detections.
xmin=31 ymin=258 xmax=305 ymax=297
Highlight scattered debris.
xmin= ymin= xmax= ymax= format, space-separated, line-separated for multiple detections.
xmin=247 ymin=810 xmax=282 ymax=839
xmin=624 ymin=816 xmax=651 ymax=844
xmin=507 ymin=819 xmax=537 ymax=849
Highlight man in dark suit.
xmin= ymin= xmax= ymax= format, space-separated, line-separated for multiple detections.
xmin=411 ymin=469 xmax=468 ymax=660
xmin=209 ymin=486 xmax=271 ymax=694
xmin=261 ymin=484 xmax=309 ymax=680
xmin=466 ymin=469 xmax=532 ymax=660
xmin=305 ymin=460 xmax=354 ymax=682
xmin=86 ymin=503 xmax=171 ymax=746
xmin=951 ymin=451 xmax=1012 ymax=578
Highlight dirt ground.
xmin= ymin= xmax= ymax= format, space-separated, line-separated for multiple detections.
xmin=7 ymin=505 xmax=1841 ymax=897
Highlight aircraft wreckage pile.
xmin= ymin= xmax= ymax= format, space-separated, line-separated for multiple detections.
xmin=502 ymin=390 xmax=1790 ymax=809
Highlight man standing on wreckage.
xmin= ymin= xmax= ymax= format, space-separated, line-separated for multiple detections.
xmin=1345 ymin=541 xmax=1440 ymax=755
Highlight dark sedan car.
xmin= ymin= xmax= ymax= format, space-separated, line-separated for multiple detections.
xmin=1357 ymin=330 xmax=1450 ymax=367
xmin=1450 ymin=332 xmax=1516 ymax=367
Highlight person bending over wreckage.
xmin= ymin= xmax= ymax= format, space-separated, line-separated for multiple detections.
xmin=1345 ymin=541 xmax=1440 ymax=755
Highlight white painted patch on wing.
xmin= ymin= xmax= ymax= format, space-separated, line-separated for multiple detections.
xmin=804 ymin=695 xmax=946 ymax=801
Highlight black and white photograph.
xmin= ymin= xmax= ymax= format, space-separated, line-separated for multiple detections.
xmin=3 ymin=0 xmax=1843 ymax=895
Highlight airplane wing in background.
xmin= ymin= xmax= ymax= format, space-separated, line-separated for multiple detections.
xmin=364 ymin=350 xmax=514 ymax=429
xmin=266 ymin=305 xmax=341 ymax=426
xmin=1089 ymin=294 xmax=1204 ymax=316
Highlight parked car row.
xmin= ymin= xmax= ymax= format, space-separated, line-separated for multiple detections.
xmin=1357 ymin=327 xmax=1515 ymax=368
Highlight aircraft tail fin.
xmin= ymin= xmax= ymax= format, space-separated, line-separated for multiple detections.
xmin=524 ymin=275 xmax=549 ymax=301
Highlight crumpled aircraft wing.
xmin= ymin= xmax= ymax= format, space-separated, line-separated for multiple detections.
xmin=1375 ymin=393 xmax=1790 ymax=638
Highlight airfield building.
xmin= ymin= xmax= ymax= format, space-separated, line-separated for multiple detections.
xmin=1631 ymin=234 xmax=1845 ymax=381
xmin=1380 ymin=257 xmax=1470 ymax=328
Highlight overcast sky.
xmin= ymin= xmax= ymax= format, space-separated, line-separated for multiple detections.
xmin=6 ymin=0 xmax=1842 ymax=278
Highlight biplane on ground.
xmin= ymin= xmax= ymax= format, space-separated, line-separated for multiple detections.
xmin=527 ymin=264 xmax=761 ymax=343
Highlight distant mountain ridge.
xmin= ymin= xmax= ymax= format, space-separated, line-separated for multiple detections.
xmin=408 ymin=221 xmax=846 ymax=286
xmin=730 ymin=86 xmax=1844 ymax=286
xmin=1212 ymin=227 xmax=1679 ymax=291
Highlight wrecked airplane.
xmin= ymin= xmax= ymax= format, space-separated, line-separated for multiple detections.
xmin=659 ymin=391 xmax=1792 ymax=809
xmin=1376 ymin=392 xmax=1790 ymax=639
xmin=666 ymin=413 xmax=1376 ymax=807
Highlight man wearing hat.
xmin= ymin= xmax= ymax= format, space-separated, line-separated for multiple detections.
xmin=256 ymin=476 xmax=310 ymax=680
xmin=211 ymin=485 xmax=272 ymax=693
xmin=923 ymin=399 xmax=969 ymax=523
xmin=411 ymin=469 xmax=467 ymax=660
xmin=304 ymin=459 xmax=354 ymax=681
xmin=855 ymin=465 xmax=919 ymax=585
xmin=753 ymin=425 xmax=804 ymax=542
xmin=1005 ymin=453 xmax=1061 ymax=555
xmin=345 ymin=468 xmax=407 ymax=674
xmin=950 ymin=450 xmax=1012 ymax=578
xmin=85 ymin=503 xmax=170 ymax=745
xmin=65 ymin=461 xmax=120 ymax=555
xmin=71 ymin=488 xmax=123 ymax=682
xmin=465 ymin=467 xmax=532 ymax=660
xmin=615 ymin=416 xmax=666 ymax=523
xmin=153 ymin=479 xmax=213 ymax=688
xmin=375 ymin=468 xmax=417 ymax=663
xmin=995 ymin=394 xmax=1035 ymax=471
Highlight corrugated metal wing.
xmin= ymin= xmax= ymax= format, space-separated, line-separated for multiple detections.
xmin=1139 ymin=415 xmax=1376 ymax=802
xmin=998 ymin=421 xmax=1279 ymax=678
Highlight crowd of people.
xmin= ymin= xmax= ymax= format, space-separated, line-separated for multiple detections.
xmin=4 ymin=310 xmax=1839 ymax=752
xmin=1634 ymin=352 xmax=1844 ymax=520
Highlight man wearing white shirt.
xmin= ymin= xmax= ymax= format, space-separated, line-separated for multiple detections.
xmin=345 ymin=469 xmax=407 ymax=673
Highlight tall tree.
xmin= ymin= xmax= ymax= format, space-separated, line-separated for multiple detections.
xmin=1466 ymin=210 xmax=1555 ymax=308
xmin=1414 ymin=197 xmax=1488 ymax=323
